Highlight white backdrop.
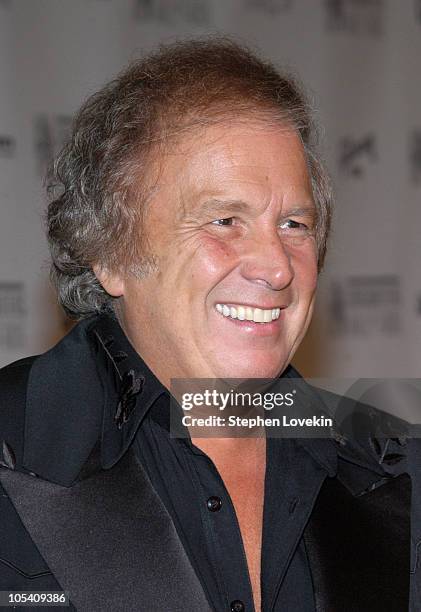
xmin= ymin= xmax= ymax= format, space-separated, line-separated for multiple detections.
xmin=0 ymin=0 xmax=420 ymax=377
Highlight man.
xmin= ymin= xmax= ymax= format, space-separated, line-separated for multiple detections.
xmin=0 ymin=39 xmax=412 ymax=611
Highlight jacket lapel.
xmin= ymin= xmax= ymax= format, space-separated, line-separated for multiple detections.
xmin=0 ymin=449 xmax=211 ymax=612
xmin=304 ymin=473 xmax=411 ymax=611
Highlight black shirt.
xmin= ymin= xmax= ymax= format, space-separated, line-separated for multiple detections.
xmin=134 ymin=389 xmax=338 ymax=612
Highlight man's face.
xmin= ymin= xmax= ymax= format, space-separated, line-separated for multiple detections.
xmin=111 ymin=119 xmax=318 ymax=385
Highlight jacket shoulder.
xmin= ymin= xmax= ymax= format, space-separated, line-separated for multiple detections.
xmin=0 ymin=356 xmax=38 ymax=469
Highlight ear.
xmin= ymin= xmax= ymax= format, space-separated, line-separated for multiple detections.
xmin=93 ymin=264 xmax=125 ymax=297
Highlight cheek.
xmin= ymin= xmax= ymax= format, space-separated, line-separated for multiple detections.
xmin=180 ymin=234 xmax=239 ymax=281
xmin=290 ymin=244 xmax=318 ymax=294
xmin=303 ymin=261 xmax=318 ymax=291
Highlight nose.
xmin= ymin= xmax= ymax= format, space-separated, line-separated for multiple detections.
xmin=240 ymin=228 xmax=294 ymax=291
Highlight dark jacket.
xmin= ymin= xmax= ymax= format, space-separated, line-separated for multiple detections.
xmin=0 ymin=314 xmax=414 ymax=611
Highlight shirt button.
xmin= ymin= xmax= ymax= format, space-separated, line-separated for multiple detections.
xmin=206 ymin=496 xmax=222 ymax=512
xmin=230 ymin=600 xmax=245 ymax=612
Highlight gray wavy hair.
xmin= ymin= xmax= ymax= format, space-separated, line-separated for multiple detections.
xmin=46 ymin=37 xmax=332 ymax=318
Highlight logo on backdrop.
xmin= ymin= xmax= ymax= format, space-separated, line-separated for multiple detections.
xmin=244 ymin=0 xmax=292 ymax=15
xmin=329 ymin=275 xmax=401 ymax=335
xmin=0 ymin=283 xmax=26 ymax=351
xmin=133 ymin=0 xmax=211 ymax=25
xmin=325 ymin=0 xmax=384 ymax=36
xmin=410 ymin=129 xmax=421 ymax=185
xmin=33 ymin=114 xmax=72 ymax=177
xmin=0 ymin=135 xmax=15 ymax=159
xmin=338 ymin=133 xmax=377 ymax=178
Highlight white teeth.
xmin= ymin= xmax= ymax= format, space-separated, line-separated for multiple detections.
xmin=263 ymin=309 xmax=272 ymax=323
xmin=215 ymin=303 xmax=282 ymax=323
xmin=237 ymin=306 xmax=245 ymax=320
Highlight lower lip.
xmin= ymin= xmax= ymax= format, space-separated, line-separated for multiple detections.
xmin=215 ymin=310 xmax=284 ymax=336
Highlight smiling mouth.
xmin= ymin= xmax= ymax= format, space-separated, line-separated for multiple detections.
xmin=215 ymin=303 xmax=281 ymax=323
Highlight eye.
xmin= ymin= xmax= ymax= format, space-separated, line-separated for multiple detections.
xmin=279 ymin=219 xmax=309 ymax=231
xmin=211 ymin=218 xmax=234 ymax=226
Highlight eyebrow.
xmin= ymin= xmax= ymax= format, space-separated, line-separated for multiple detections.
xmin=196 ymin=198 xmax=252 ymax=216
xmin=196 ymin=198 xmax=317 ymax=218
xmin=282 ymin=205 xmax=317 ymax=218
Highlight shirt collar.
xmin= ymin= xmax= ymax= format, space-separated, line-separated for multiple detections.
xmin=284 ymin=368 xmax=407 ymax=493
xmin=91 ymin=313 xmax=168 ymax=471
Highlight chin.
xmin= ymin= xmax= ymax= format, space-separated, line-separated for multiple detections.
xmin=216 ymin=358 xmax=286 ymax=380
